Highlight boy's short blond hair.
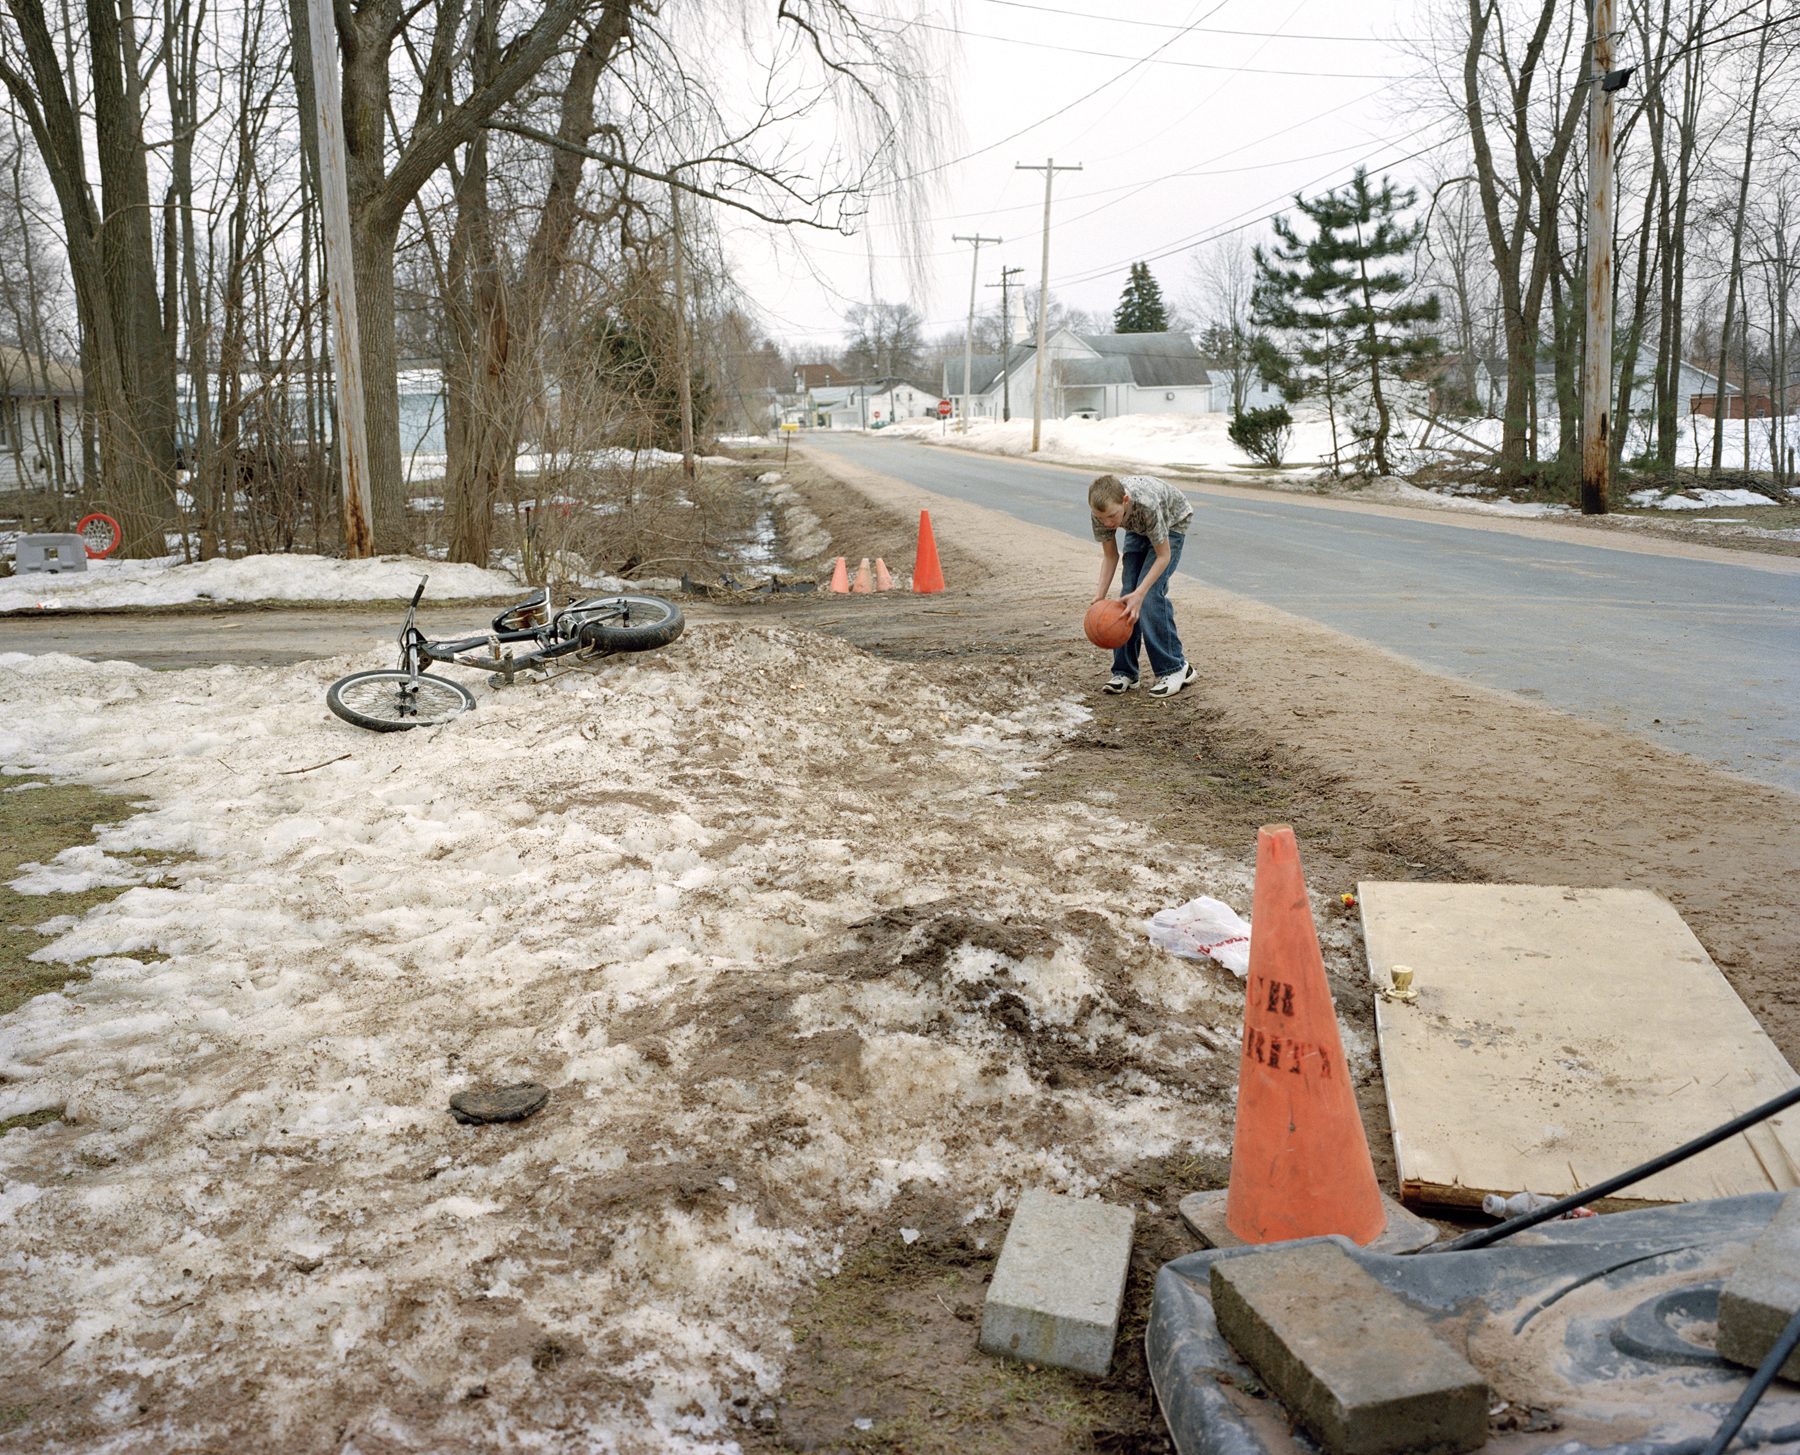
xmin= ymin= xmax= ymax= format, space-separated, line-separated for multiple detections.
xmin=1089 ymin=474 xmax=1126 ymax=512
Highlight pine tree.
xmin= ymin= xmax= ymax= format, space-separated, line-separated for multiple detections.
xmin=1112 ymin=263 xmax=1170 ymax=334
xmin=1250 ymin=169 xmax=1440 ymax=475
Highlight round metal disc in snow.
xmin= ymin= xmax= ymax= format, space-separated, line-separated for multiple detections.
xmin=449 ymin=1082 xmax=550 ymax=1124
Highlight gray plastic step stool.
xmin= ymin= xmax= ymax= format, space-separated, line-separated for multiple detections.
xmin=14 ymin=534 xmax=90 ymax=573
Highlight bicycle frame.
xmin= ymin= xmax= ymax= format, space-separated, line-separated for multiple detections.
xmin=396 ymin=577 xmax=613 ymax=686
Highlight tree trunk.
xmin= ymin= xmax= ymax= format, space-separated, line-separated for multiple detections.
xmin=444 ymin=0 xmax=511 ymax=568
xmin=443 ymin=0 xmax=632 ymax=564
xmin=1 ymin=0 xmax=178 ymax=555
xmin=1461 ymin=0 xmax=1587 ymax=479
xmin=1709 ymin=0 xmax=1771 ymax=475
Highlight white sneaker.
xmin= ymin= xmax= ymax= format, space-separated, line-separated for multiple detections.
xmin=1102 ymin=674 xmax=1137 ymax=694
xmin=1149 ymin=663 xmax=1197 ymax=698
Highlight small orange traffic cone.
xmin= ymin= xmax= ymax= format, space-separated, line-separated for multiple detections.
xmin=828 ymin=556 xmax=849 ymax=593
xmin=874 ymin=559 xmax=895 ymax=591
xmin=913 ymin=511 xmax=945 ymax=594
xmin=851 ymin=557 xmax=872 ymax=593
xmin=1178 ymin=825 xmax=1434 ymax=1253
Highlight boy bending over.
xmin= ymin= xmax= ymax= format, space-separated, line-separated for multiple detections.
xmin=1089 ymin=473 xmax=1196 ymax=698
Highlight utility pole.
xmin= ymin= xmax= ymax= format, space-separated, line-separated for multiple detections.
xmin=304 ymin=0 xmax=373 ymax=556
xmin=669 ymin=176 xmax=695 ymax=480
xmin=986 ymin=265 xmax=1024 ymax=421
xmin=1017 ymin=158 xmax=1081 ymax=452
xmin=953 ymin=233 xmax=1000 ymax=433
xmin=1581 ymin=0 xmax=1619 ymax=515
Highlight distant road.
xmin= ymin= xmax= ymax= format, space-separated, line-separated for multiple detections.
xmin=808 ymin=433 xmax=1800 ymax=797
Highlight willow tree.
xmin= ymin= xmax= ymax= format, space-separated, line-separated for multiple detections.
xmin=427 ymin=0 xmax=946 ymax=563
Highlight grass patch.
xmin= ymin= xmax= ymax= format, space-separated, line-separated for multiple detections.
xmin=0 ymin=778 xmax=179 ymax=1015
xmin=0 ymin=1106 xmax=62 ymax=1135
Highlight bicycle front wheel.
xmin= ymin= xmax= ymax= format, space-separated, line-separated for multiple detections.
xmin=568 ymin=594 xmax=685 ymax=653
xmin=327 ymin=670 xmax=477 ymax=731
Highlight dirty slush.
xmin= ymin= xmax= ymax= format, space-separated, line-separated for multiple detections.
xmin=1 ymin=441 xmax=1795 ymax=1454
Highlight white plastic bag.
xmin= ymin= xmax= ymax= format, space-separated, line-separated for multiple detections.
xmin=1147 ymin=897 xmax=1252 ymax=978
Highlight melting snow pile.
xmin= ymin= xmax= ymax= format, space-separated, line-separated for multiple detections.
xmin=0 ymin=552 xmax=520 ymax=614
xmin=0 ymin=625 xmax=1367 ymax=1451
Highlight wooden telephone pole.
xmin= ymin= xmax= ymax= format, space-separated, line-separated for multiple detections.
xmin=953 ymin=234 xmax=1000 ymax=433
xmin=1017 ymin=159 xmax=1081 ymax=453
xmin=1581 ymin=0 xmax=1619 ymax=515
xmin=302 ymin=0 xmax=374 ymax=556
xmin=670 ymin=177 xmax=696 ymax=479
xmin=986 ymin=265 xmax=1024 ymax=421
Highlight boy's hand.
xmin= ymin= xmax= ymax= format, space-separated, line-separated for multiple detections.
xmin=1121 ymin=592 xmax=1145 ymax=623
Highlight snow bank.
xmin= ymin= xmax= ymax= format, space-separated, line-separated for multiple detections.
xmin=0 ymin=553 xmax=521 ymax=614
xmin=882 ymin=408 xmax=1341 ymax=474
xmin=881 ymin=407 xmax=1800 ymax=500
xmin=0 ymin=626 xmax=1311 ymax=1450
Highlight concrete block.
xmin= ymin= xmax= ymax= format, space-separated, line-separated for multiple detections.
xmin=1718 ymin=1188 xmax=1800 ymax=1380
xmin=14 ymin=534 xmax=89 ymax=574
xmin=1179 ymin=1188 xmax=1440 ymax=1255
xmin=1210 ymin=1242 xmax=1488 ymax=1455
xmin=978 ymin=1189 xmax=1135 ymax=1376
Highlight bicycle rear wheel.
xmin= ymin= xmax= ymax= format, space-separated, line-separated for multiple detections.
xmin=567 ymin=594 xmax=685 ymax=653
xmin=327 ymin=670 xmax=476 ymax=731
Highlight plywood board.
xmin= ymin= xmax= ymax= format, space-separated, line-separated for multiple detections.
xmin=1358 ymin=882 xmax=1800 ymax=1211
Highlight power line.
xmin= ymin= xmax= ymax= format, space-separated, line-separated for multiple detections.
xmin=889 ymin=0 xmax=1236 ymax=184
xmin=1055 ymin=133 xmax=1456 ymax=290
xmin=908 ymin=19 xmax=1396 ymax=78
xmin=793 ymin=99 xmax=1407 ymax=266
xmin=973 ymin=0 xmax=1395 ymax=44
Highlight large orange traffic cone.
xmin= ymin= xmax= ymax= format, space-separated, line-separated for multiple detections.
xmin=827 ymin=556 xmax=849 ymax=593
xmin=874 ymin=559 xmax=895 ymax=591
xmin=851 ymin=557 xmax=872 ymax=593
xmin=1178 ymin=826 xmax=1433 ymax=1253
xmin=913 ymin=511 xmax=945 ymax=594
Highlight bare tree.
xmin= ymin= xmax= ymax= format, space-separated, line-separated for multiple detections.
xmin=1435 ymin=0 xmax=1588 ymax=475
xmin=1708 ymin=0 xmax=1778 ymax=475
xmin=843 ymin=299 xmax=924 ymax=377
xmin=0 ymin=0 xmax=182 ymax=553
xmin=1186 ymin=234 xmax=1259 ymax=415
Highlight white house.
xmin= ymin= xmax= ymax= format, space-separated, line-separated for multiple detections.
xmin=944 ymin=330 xmax=1278 ymax=421
xmin=1462 ymin=349 xmax=1734 ymax=420
xmin=0 ymin=346 xmax=83 ymax=491
xmin=800 ymin=377 xmax=939 ymax=430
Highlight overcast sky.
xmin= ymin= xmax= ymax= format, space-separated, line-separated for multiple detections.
xmin=719 ymin=0 xmax=1445 ymax=357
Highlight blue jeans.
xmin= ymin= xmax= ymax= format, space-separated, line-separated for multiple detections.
xmin=1113 ymin=530 xmax=1186 ymax=681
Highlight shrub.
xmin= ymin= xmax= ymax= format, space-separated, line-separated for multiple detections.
xmin=1228 ymin=405 xmax=1293 ymax=467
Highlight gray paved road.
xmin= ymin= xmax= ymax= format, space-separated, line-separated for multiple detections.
xmin=810 ymin=434 xmax=1800 ymax=797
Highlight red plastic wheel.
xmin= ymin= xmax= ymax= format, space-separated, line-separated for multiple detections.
xmin=76 ymin=513 xmax=121 ymax=559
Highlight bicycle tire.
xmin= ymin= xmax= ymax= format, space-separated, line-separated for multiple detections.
xmin=569 ymin=594 xmax=685 ymax=653
xmin=327 ymin=670 xmax=477 ymax=731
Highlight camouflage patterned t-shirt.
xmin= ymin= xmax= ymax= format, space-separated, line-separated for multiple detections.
xmin=1091 ymin=475 xmax=1193 ymax=544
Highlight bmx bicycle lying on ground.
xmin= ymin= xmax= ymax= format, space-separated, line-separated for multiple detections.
xmin=326 ymin=576 xmax=684 ymax=731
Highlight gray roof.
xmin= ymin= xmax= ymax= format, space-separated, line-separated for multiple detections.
xmin=1062 ymin=357 xmax=1137 ymax=386
xmin=1075 ymin=332 xmax=1212 ymax=388
xmin=944 ymin=346 xmax=1033 ymax=396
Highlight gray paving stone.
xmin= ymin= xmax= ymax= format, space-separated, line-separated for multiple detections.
xmin=978 ymin=1189 xmax=1135 ymax=1377
xmin=1719 ymin=1188 xmax=1800 ymax=1380
xmin=1210 ymin=1241 xmax=1488 ymax=1455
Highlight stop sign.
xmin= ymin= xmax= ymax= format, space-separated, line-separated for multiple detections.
xmin=937 ymin=399 xmax=952 ymax=418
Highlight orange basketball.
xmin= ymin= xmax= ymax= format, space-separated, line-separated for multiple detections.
xmin=1084 ymin=599 xmax=1134 ymax=649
